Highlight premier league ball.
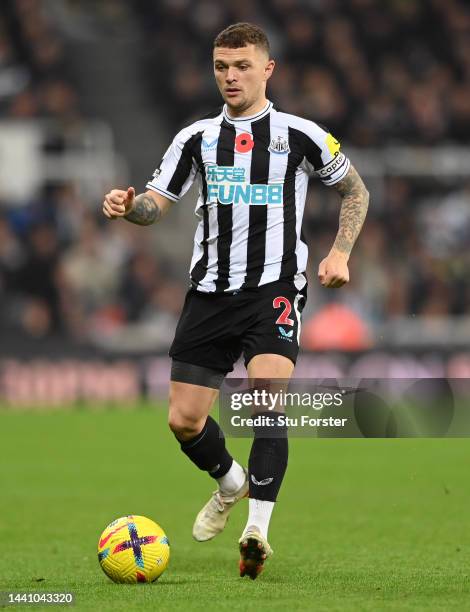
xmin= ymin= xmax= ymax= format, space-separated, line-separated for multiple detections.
xmin=97 ymin=515 xmax=170 ymax=583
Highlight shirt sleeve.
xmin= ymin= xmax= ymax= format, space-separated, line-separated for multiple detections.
xmin=146 ymin=128 xmax=199 ymax=201
xmin=300 ymin=121 xmax=350 ymax=186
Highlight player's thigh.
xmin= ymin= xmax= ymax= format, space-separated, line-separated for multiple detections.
xmin=246 ymin=353 xmax=294 ymax=379
xmin=246 ymin=354 xmax=294 ymax=415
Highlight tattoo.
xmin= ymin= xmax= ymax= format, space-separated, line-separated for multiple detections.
xmin=124 ymin=193 xmax=161 ymax=226
xmin=331 ymin=165 xmax=369 ymax=255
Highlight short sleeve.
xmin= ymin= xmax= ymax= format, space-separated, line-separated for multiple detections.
xmin=146 ymin=128 xmax=199 ymax=201
xmin=300 ymin=122 xmax=350 ymax=186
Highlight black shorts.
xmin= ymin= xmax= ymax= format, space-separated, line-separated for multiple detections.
xmin=169 ymin=281 xmax=307 ymax=373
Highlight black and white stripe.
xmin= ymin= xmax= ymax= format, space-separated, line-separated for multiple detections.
xmin=214 ymin=120 xmax=236 ymax=292
xmin=146 ymin=101 xmax=350 ymax=294
xmin=242 ymin=113 xmax=270 ymax=289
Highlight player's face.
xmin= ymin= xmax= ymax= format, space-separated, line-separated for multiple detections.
xmin=213 ymin=44 xmax=275 ymax=114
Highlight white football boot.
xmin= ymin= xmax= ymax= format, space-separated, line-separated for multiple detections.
xmin=192 ymin=469 xmax=249 ymax=542
xmin=238 ymin=525 xmax=273 ymax=579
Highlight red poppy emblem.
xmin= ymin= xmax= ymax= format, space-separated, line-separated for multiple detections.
xmin=235 ymin=132 xmax=254 ymax=153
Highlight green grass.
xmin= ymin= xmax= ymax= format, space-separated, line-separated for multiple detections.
xmin=1 ymin=406 xmax=470 ymax=611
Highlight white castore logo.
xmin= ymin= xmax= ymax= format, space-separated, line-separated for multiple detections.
xmin=251 ymin=474 xmax=274 ymax=486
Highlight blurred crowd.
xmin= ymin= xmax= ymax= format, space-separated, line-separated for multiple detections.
xmin=1 ymin=0 xmax=470 ymax=350
xmin=137 ymin=0 xmax=470 ymax=145
xmin=0 ymin=182 xmax=185 ymax=347
xmin=0 ymin=0 xmax=184 ymax=347
xmin=302 ymin=177 xmax=470 ymax=323
xmin=0 ymin=0 xmax=80 ymax=134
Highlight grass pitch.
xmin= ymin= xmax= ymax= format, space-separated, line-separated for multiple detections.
xmin=1 ymin=406 xmax=469 ymax=611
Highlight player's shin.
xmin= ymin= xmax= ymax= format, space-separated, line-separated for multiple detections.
xmin=178 ymin=416 xmax=245 ymax=492
xmin=244 ymin=411 xmax=288 ymax=539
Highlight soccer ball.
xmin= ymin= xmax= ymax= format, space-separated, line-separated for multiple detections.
xmin=97 ymin=515 xmax=170 ymax=583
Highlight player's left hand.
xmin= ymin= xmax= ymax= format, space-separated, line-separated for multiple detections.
xmin=318 ymin=249 xmax=350 ymax=288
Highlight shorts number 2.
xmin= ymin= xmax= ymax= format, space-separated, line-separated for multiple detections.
xmin=273 ymin=296 xmax=294 ymax=326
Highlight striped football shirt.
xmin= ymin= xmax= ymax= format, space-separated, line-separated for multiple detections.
xmin=146 ymin=100 xmax=350 ymax=293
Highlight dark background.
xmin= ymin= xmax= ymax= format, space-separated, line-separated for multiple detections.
xmin=1 ymin=0 xmax=470 ymax=403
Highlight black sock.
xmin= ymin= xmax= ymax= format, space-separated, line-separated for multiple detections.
xmin=248 ymin=411 xmax=288 ymax=502
xmin=178 ymin=415 xmax=233 ymax=479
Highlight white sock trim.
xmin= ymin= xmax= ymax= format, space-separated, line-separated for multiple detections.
xmin=243 ymin=498 xmax=275 ymax=540
xmin=216 ymin=461 xmax=246 ymax=495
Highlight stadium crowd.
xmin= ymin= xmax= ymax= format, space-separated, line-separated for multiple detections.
xmin=1 ymin=0 xmax=469 ymax=349
xmin=138 ymin=0 xmax=470 ymax=145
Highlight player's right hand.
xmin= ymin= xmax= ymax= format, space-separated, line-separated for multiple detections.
xmin=102 ymin=187 xmax=135 ymax=220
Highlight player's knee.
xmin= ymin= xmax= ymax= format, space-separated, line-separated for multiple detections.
xmin=168 ymin=408 xmax=204 ymax=441
xmin=168 ymin=385 xmax=211 ymax=440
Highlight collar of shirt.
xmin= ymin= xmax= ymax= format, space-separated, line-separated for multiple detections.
xmin=223 ymin=100 xmax=272 ymax=124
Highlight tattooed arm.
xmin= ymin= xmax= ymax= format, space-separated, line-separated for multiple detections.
xmin=124 ymin=191 xmax=173 ymax=225
xmin=331 ymin=165 xmax=369 ymax=257
xmin=102 ymin=187 xmax=173 ymax=226
xmin=318 ymin=165 xmax=369 ymax=288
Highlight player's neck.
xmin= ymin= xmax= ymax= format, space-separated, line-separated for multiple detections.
xmin=225 ymin=97 xmax=269 ymax=119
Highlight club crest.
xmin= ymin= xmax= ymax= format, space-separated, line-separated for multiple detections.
xmin=268 ymin=135 xmax=290 ymax=155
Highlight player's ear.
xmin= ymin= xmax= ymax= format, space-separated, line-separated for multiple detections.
xmin=265 ymin=59 xmax=275 ymax=81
